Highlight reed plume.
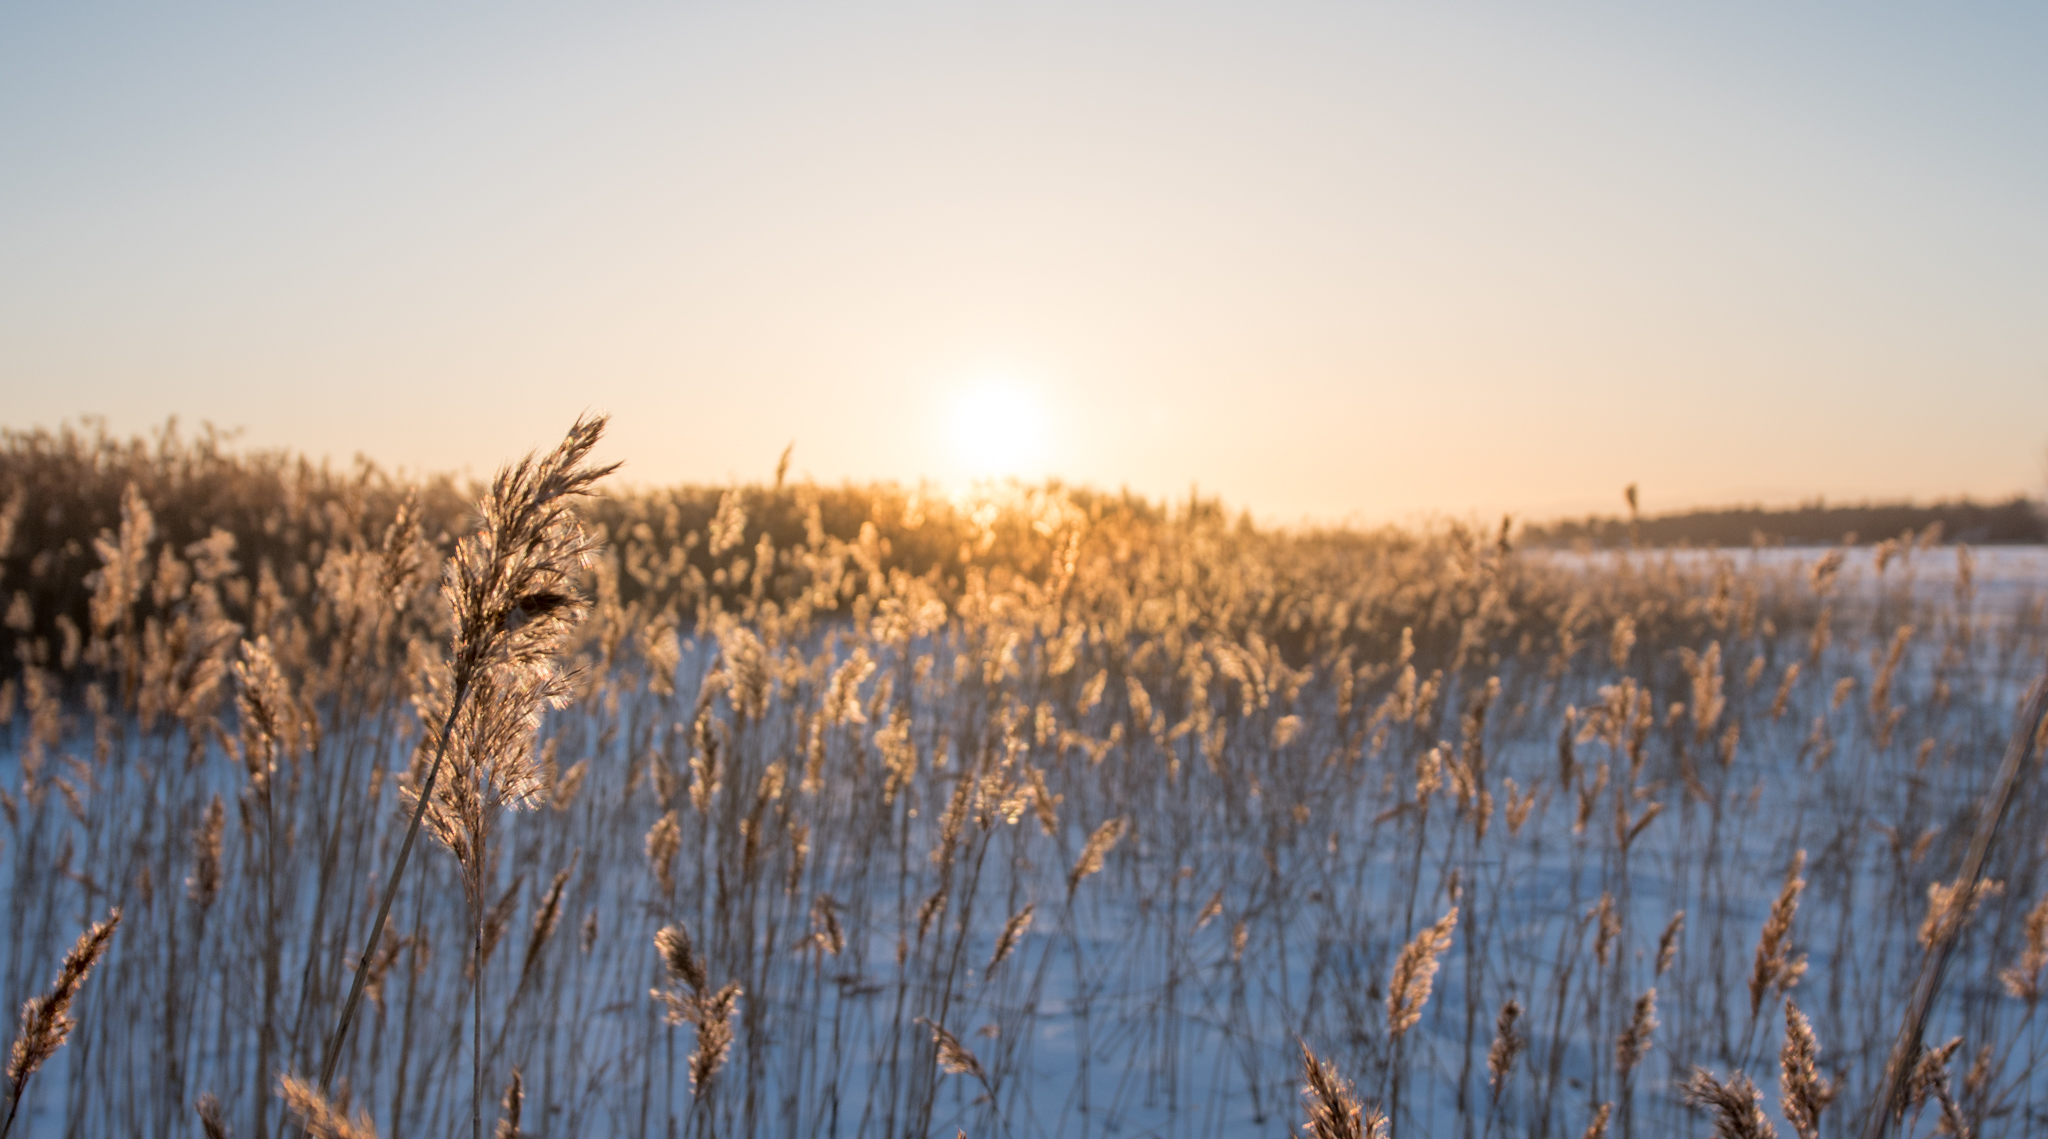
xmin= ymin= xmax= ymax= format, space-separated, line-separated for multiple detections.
xmin=493 ymin=1069 xmax=523 ymax=1139
xmin=1592 ymin=893 xmax=1619 ymax=968
xmin=1656 ymin=911 xmax=1685 ymax=976
xmin=1907 ymin=1036 xmax=1962 ymax=1110
xmin=1387 ymin=906 xmax=1457 ymax=1038
xmin=688 ymin=985 xmax=742 ymax=1093
xmin=1068 ymin=817 xmax=1127 ymax=893
xmin=196 ymin=1093 xmax=231 ymax=1139
xmin=1682 ymin=1069 xmax=1777 ymax=1139
xmin=986 ymin=903 xmax=1033 ymax=974
xmin=1487 ymin=999 xmax=1524 ymax=1100
xmin=1917 ymin=876 xmax=2002 ymax=949
xmin=1749 ymin=850 xmax=1808 ymax=1018
xmin=1615 ymin=987 xmax=1657 ymax=1076
xmin=317 ymin=415 xmax=614 ymax=1098
xmin=810 ymin=893 xmax=846 ymax=956
xmin=1901 ymin=1037 xmax=1968 ymax=1138
xmin=1869 ymin=623 xmax=1913 ymax=714
xmin=4 ymin=908 xmax=120 ymax=1139
xmin=1770 ymin=663 xmax=1800 ymax=721
xmin=646 ymin=810 xmax=681 ymax=897
xmin=1999 ymin=894 xmax=2048 ymax=1003
xmin=278 ymin=1074 xmax=378 ymax=1139
xmin=1778 ymin=1001 xmax=1833 ymax=1139
xmin=924 ymin=1019 xmax=991 ymax=1093
xmin=651 ymin=923 xmax=743 ymax=1095
xmin=1297 ymin=1040 xmax=1387 ymax=1139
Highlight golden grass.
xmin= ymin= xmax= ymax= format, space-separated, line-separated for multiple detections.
xmin=2 ymin=417 xmax=2047 ymax=1137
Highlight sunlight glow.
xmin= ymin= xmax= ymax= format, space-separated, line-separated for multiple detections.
xmin=945 ymin=376 xmax=1051 ymax=480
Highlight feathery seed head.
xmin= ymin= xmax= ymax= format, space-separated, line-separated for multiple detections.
xmin=925 ymin=1019 xmax=991 ymax=1090
xmin=1749 ymin=850 xmax=1808 ymax=1018
xmin=1779 ymin=1001 xmax=1834 ymax=1139
xmin=687 ymin=982 xmax=742 ymax=1094
xmin=987 ymin=903 xmax=1034 ymax=975
xmin=646 ymin=810 xmax=681 ymax=897
xmin=1683 ymin=1069 xmax=1778 ymax=1139
xmin=277 ymin=1074 xmax=379 ymax=1139
xmin=1387 ymin=907 xmax=1457 ymax=1038
xmin=654 ymin=923 xmax=707 ymax=997
xmin=1919 ymin=876 xmax=2002 ymax=949
xmin=494 ymin=1068 xmax=524 ymax=1139
xmin=8 ymin=908 xmax=120 ymax=1088
xmin=1488 ymin=1000 xmax=1525 ymax=1098
xmin=1616 ymin=988 xmax=1658 ymax=1076
xmin=1657 ymin=911 xmax=1686 ymax=976
xmin=809 ymin=893 xmax=846 ymax=956
xmin=2000 ymin=894 xmax=2048 ymax=1003
xmin=1298 ymin=1040 xmax=1386 ymax=1139
xmin=1068 ymin=817 xmax=1127 ymax=893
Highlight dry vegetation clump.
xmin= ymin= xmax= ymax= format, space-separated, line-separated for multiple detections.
xmin=2 ymin=420 xmax=2047 ymax=1137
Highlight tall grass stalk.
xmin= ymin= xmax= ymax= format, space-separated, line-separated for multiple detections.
xmin=316 ymin=416 xmax=615 ymax=1137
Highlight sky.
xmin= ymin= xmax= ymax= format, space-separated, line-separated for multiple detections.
xmin=2 ymin=2 xmax=2045 ymax=525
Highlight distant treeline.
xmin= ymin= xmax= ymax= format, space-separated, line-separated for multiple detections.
xmin=1523 ymin=495 xmax=2047 ymax=548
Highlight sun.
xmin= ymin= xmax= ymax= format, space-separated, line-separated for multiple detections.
xmin=945 ymin=375 xmax=1051 ymax=481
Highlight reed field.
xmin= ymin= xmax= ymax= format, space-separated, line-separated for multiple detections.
xmin=3 ymin=416 xmax=2048 ymax=1139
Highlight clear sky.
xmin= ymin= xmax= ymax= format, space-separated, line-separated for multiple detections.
xmin=2 ymin=2 xmax=2044 ymax=524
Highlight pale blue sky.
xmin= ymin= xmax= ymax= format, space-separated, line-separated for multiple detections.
xmin=2 ymin=3 xmax=2044 ymax=522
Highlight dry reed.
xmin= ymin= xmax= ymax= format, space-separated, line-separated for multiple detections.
xmin=1387 ymin=906 xmax=1456 ymax=1038
xmin=3 ymin=908 xmax=119 ymax=1139
xmin=924 ymin=1020 xmax=991 ymax=1093
xmin=4 ymin=419 xmax=2046 ymax=1137
xmin=1749 ymin=850 xmax=1808 ymax=1019
xmin=1298 ymin=1040 xmax=1387 ymax=1139
xmin=278 ymin=1074 xmax=378 ymax=1139
xmin=493 ymin=1069 xmax=523 ymax=1139
xmin=1614 ymin=987 xmax=1657 ymax=1077
xmin=1683 ymin=1068 xmax=1777 ymax=1139
xmin=652 ymin=923 xmax=743 ymax=1095
xmin=1486 ymin=999 xmax=1523 ymax=1100
xmin=1779 ymin=1001 xmax=1833 ymax=1139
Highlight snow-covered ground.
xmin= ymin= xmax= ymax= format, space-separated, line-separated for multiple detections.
xmin=5 ymin=548 xmax=2047 ymax=1138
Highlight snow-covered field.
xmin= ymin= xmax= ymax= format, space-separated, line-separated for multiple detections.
xmin=5 ymin=541 xmax=2046 ymax=1138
